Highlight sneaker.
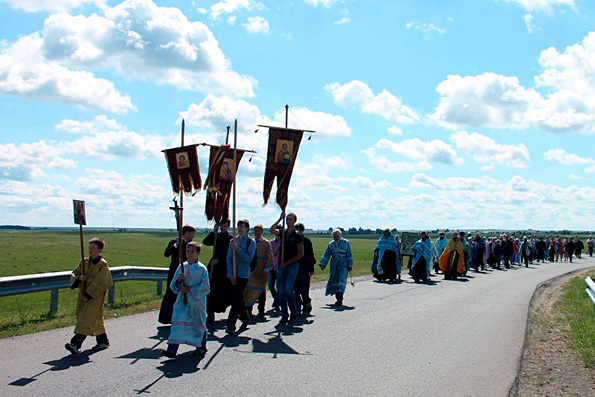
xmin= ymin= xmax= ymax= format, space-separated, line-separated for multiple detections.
xmin=258 ymin=310 xmax=266 ymax=316
xmin=192 ymin=346 xmax=207 ymax=356
xmin=289 ymin=313 xmax=298 ymax=322
xmin=334 ymin=300 xmax=343 ymax=306
xmin=92 ymin=343 xmax=109 ymax=351
xmin=225 ymin=327 xmax=236 ymax=335
xmin=278 ymin=316 xmax=289 ymax=324
xmin=161 ymin=350 xmax=176 ymax=359
xmin=303 ymin=302 xmax=312 ymax=313
xmin=65 ymin=343 xmax=79 ymax=355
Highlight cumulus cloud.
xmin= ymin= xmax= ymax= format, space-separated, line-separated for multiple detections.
xmin=432 ymin=33 xmax=595 ymax=133
xmin=56 ymin=114 xmax=125 ymax=134
xmin=362 ymin=147 xmax=432 ymax=173
xmin=304 ymin=0 xmax=341 ymax=8
xmin=543 ymin=149 xmax=593 ymax=165
xmin=450 ymin=131 xmax=530 ymax=168
xmin=327 ymin=80 xmax=420 ymax=124
xmin=431 ymin=73 xmax=541 ymax=130
xmin=41 ymin=0 xmax=256 ymax=97
xmin=0 ymin=141 xmax=76 ymax=181
xmin=0 ymin=0 xmax=106 ymax=13
xmin=0 ymin=33 xmax=135 ymax=113
xmin=209 ymin=0 xmax=265 ymax=20
xmin=523 ymin=13 xmax=537 ymax=34
xmin=503 ymin=0 xmax=576 ymax=13
xmin=272 ymin=107 xmax=352 ymax=138
xmin=242 ymin=16 xmax=270 ymax=34
xmin=376 ymin=138 xmax=464 ymax=165
xmin=333 ymin=17 xmax=351 ymax=25
xmin=406 ymin=21 xmax=446 ymax=39
xmin=410 ymin=173 xmax=497 ymax=190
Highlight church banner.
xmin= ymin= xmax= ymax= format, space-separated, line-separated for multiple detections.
xmin=163 ymin=144 xmax=202 ymax=195
xmin=204 ymin=145 xmax=245 ymax=222
xmin=263 ymin=127 xmax=303 ymax=211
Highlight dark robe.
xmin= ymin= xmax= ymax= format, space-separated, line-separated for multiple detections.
xmin=158 ymin=238 xmax=188 ymax=324
xmin=203 ymin=231 xmax=233 ymax=314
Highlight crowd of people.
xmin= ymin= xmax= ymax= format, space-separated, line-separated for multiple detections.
xmin=63 ymin=223 xmax=590 ymax=358
xmin=371 ymin=230 xmax=592 ymax=283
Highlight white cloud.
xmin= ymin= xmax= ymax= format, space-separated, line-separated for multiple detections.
xmin=0 ymin=141 xmax=76 ymax=181
xmin=209 ymin=0 xmax=265 ymax=20
xmin=569 ymin=174 xmax=589 ymax=180
xmin=406 ymin=21 xmax=446 ymax=39
xmin=53 ymin=115 xmax=164 ymax=160
xmin=432 ymin=33 xmax=595 ymax=133
xmin=0 ymin=0 xmax=105 ymax=13
xmin=362 ymin=147 xmax=432 ymax=173
xmin=387 ymin=126 xmax=403 ymax=135
xmin=242 ymin=16 xmax=270 ymax=34
xmin=327 ymin=80 xmax=420 ymax=124
xmin=410 ymin=173 xmax=497 ymax=191
xmin=41 ymin=0 xmax=256 ymax=97
xmin=0 ymin=33 xmax=135 ymax=114
xmin=272 ymin=107 xmax=352 ymax=138
xmin=56 ymin=114 xmax=125 ymax=134
xmin=451 ymin=131 xmax=530 ymax=168
xmin=333 ymin=17 xmax=351 ymax=25
xmin=431 ymin=73 xmax=541 ymax=130
xmin=543 ymin=148 xmax=593 ymax=165
xmin=523 ymin=13 xmax=537 ymax=34
xmin=304 ymin=0 xmax=341 ymax=8
xmin=586 ymin=164 xmax=595 ymax=174
xmin=376 ymin=138 xmax=464 ymax=165
xmin=503 ymin=0 xmax=576 ymax=13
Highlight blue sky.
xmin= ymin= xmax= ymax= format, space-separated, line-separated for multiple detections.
xmin=1 ymin=0 xmax=594 ymax=231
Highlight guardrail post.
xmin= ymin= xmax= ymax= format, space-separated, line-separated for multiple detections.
xmin=108 ymin=283 xmax=115 ymax=304
xmin=50 ymin=289 xmax=59 ymax=313
xmin=156 ymin=280 xmax=162 ymax=296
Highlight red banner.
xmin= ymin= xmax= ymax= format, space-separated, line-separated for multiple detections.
xmin=163 ymin=145 xmax=202 ymax=195
xmin=263 ymin=128 xmax=303 ymax=211
xmin=204 ymin=145 xmax=245 ymax=222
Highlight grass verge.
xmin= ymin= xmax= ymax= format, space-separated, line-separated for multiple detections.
xmin=555 ymin=271 xmax=595 ymax=368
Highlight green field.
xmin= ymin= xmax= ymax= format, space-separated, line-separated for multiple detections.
xmin=0 ymin=230 xmax=378 ymax=338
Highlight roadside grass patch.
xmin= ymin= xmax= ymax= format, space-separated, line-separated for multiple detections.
xmin=556 ymin=272 xmax=595 ymax=368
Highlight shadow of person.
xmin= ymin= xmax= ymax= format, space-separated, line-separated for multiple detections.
xmin=115 ymin=326 xmax=170 ymax=365
xmin=321 ymin=303 xmax=355 ymax=312
xmin=133 ymin=354 xmax=206 ymax=394
xmin=9 ymin=351 xmax=98 ymax=387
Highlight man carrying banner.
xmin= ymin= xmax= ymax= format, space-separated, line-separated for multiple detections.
xmin=159 ymin=225 xmax=195 ymax=324
xmin=270 ymin=212 xmax=304 ymax=323
xmin=65 ymin=237 xmax=112 ymax=354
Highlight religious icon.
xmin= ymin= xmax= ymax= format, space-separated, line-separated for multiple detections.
xmin=176 ymin=152 xmax=190 ymax=169
xmin=275 ymin=140 xmax=293 ymax=165
xmin=73 ymin=199 xmax=86 ymax=225
xmin=220 ymin=159 xmax=234 ymax=181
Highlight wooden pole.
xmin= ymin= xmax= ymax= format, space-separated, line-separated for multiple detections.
xmin=79 ymin=224 xmax=87 ymax=292
xmin=232 ymin=119 xmax=238 ymax=278
xmin=178 ymin=120 xmax=187 ymax=305
xmin=280 ymin=105 xmax=289 ymax=270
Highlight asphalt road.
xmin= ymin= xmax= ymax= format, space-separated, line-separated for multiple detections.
xmin=1 ymin=256 xmax=594 ymax=397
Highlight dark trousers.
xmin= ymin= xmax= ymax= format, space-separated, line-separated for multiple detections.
xmin=522 ymin=254 xmax=530 ymax=267
xmin=589 ymin=246 xmax=594 ymax=257
xmin=226 ymin=278 xmax=249 ymax=329
xmin=294 ymin=268 xmax=312 ymax=311
xmin=71 ymin=332 xmax=108 ymax=349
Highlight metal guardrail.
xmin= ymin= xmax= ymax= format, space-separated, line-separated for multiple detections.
xmin=586 ymin=277 xmax=595 ymax=313
xmin=0 ymin=266 xmax=169 ymax=313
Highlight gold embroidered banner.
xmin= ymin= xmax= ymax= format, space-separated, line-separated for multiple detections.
xmin=163 ymin=145 xmax=202 ymax=195
xmin=204 ymin=145 xmax=245 ymax=222
xmin=263 ymin=127 xmax=303 ymax=211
